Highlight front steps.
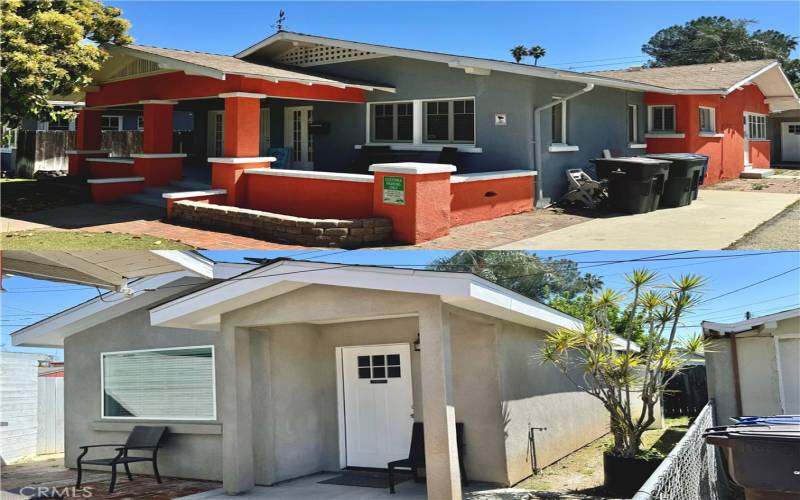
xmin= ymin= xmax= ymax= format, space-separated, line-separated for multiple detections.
xmin=740 ymin=168 xmax=775 ymax=179
xmin=123 ymin=179 xmax=211 ymax=208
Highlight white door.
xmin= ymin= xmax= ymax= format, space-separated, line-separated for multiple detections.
xmin=207 ymin=111 xmax=224 ymax=157
xmin=777 ymin=337 xmax=800 ymax=414
xmin=743 ymin=114 xmax=751 ymax=166
xmin=340 ymin=344 xmax=413 ymax=469
xmin=781 ymin=122 xmax=800 ymax=162
xmin=284 ymin=106 xmax=314 ymax=170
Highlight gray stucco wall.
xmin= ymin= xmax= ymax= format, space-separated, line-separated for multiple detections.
xmin=63 ymin=308 xmax=223 ymax=480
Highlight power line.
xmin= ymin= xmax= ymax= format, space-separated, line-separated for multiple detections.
xmin=700 ymin=266 xmax=800 ymax=304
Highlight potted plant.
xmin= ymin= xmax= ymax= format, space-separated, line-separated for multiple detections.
xmin=541 ymin=270 xmax=707 ymax=496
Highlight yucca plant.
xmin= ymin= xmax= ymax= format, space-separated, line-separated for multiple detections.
xmin=541 ymin=270 xmax=708 ymax=458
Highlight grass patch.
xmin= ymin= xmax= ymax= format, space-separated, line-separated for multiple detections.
xmin=1 ymin=177 xmax=90 ymax=214
xmin=1 ymin=230 xmax=193 ymax=250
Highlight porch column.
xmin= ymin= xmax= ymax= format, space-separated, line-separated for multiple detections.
xmin=210 ymin=92 xmax=272 ymax=206
xmin=67 ymin=109 xmax=105 ymax=176
xmin=418 ymin=302 xmax=462 ymax=500
xmin=132 ymin=100 xmax=186 ymax=186
xmin=221 ymin=325 xmax=255 ymax=494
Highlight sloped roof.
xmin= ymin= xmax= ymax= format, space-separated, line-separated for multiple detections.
xmin=109 ymin=44 xmax=395 ymax=92
xmin=592 ymin=60 xmax=777 ymax=91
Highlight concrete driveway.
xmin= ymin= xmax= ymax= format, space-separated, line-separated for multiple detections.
xmin=496 ymin=190 xmax=800 ymax=250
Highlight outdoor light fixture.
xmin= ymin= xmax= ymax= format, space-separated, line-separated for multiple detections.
xmin=413 ymin=333 xmax=421 ymax=351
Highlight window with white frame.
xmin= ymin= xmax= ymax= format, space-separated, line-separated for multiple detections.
xmin=627 ymin=104 xmax=638 ymax=143
xmin=699 ymin=107 xmax=716 ymax=133
xmin=648 ymin=105 xmax=676 ymax=133
xmin=746 ymin=113 xmax=767 ymax=140
xmin=44 ymin=117 xmax=73 ymax=131
xmin=551 ymin=99 xmax=567 ymax=144
xmin=372 ymin=102 xmax=413 ymax=142
xmin=423 ymin=98 xmax=474 ymax=143
xmin=101 ymin=115 xmax=123 ymax=131
xmin=101 ymin=346 xmax=215 ymax=420
xmin=136 ymin=115 xmax=144 ymax=131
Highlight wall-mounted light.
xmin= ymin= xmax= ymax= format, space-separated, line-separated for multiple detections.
xmin=413 ymin=333 xmax=421 ymax=352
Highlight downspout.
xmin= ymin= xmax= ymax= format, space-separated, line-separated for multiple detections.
xmin=532 ymin=84 xmax=595 ymax=207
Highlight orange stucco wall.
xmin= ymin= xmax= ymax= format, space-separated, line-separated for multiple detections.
xmin=450 ymin=176 xmax=534 ymax=227
xmin=223 ymin=97 xmax=261 ymax=158
xmin=90 ymin=181 xmax=143 ymax=203
xmin=645 ymin=85 xmax=770 ymax=183
xmin=88 ymin=161 xmax=135 ymax=179
xmin=244 ymin=174 xmax=374 ymax=219
xmin=142 ymin=104 xmax=174 ymax=154
xmin=134 ymin=157 xmax=184 ymax=187
xmin=372 ymin=172 xmax=452 ymax=244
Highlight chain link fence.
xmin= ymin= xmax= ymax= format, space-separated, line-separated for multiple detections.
xmin=633 ymin=401 xmax=735 ymax=500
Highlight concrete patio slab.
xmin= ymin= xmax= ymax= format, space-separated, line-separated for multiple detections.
xmin=495 ymin=190 xmax=800 ymax=250
xmin=181 ymin=473 xmax=536 ymax=500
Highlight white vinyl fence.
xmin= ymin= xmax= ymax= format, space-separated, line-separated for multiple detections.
xmin=37 ymin=376 xmax=64 ymax=455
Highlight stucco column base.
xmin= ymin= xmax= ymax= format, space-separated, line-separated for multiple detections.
xmin=131 ymin=154 xmax=187 ymax=187
xmin=370 ymin=163 xmax=456 ymax=244
xmin=221 ymin=326 xmax=255 ymax=494
xmin=209 ymin=158 xmax=273 ymax=206
xmin=419 ymin=302 xmax=462 ymax=500
xmin=66 ymin=150 xmax=110 ymax=177
xmin=140 ymin=101 xmax=177 ymax=154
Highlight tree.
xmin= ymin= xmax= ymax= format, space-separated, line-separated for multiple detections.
xmin=528 ymin=45 xmax=546 ymax=66
xmin=510 ymin=45 xmax=527 ymax=64
xmin=541 ymin=271 xmax=708 ymax=458
xmin=642 ymin=16 xmax=800 ymax=92
xmin=1 ymin=0 xmax=132 ymax=128
xmin=428 ymin=250 xmax=602 ymax=303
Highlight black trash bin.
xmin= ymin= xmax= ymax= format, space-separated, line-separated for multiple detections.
xmin=704 ymin=416 xmax=800 ymax=500
xmin=590 ymin=157 xmax=671 ymax=214
xmin=644 ymin=153 xmax=707 ymax=207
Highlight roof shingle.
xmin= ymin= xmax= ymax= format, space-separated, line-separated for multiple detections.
xmin=591 ymin=60 xmax=776 ymax=91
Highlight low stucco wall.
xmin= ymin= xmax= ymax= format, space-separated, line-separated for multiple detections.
xmin=63 ymin=308 xmax=223 ymax=480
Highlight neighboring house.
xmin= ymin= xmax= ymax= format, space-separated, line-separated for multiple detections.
xmin=593 ymin=60 xmax=799 ymax=182
xmin=702 ymin=308 xmax=800 ymax=425
xmin=11 ymin=255 xmax=642 ymax=497
xmin=20 ymin=108 xmax=194 ymax=132
xmin=768 ymin=109 xmax=800 ymax=164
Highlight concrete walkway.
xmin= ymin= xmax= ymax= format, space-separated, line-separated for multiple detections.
xmin=495 ymin=190 xmax=800 ymax=250
xmin=182 ymin=473 xmax=539 ymax=500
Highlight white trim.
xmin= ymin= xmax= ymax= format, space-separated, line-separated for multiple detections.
xmin=369 ymin=162 xmax=456 ymax=175
xmin=335 ymin=346 xmax=346 ymax=468
xmin=150 ymin=251 xmax=215 ymax=279
xmin=355 ymin=143 xmax=482 ymax=154
xmin=450 ymin=170 xmax=536 ymax=183
xmin=101 ymin=114 xmax=124 ymax=131
xmin=548 ymin=145 xmax=579 ymax=153
xmin=87 ymin=177 xmax=144 ymax=184
xmin=100 ymin=345 xmax=217 ymax=421
xmin=702 ymin=308 xmax=800 ymax=335
xmin=218 ymin=92 xmax=267 ymax=99
xmin=699 ymin=133 xmax=724 ymax=138
xmin=130 ymin=153 xmax=188 ymax=159
xmin=551 ymin=96 xmax=568 ymax=145
xmin=244 ymin=168 xmax=374 ymax=183
xmin=774 ymin=335 xmax=786 ymax=414
xmin=162 ymin=189 xmax=228 ymax=199
xmin=66 ymin=150 xmax=110 ymax=155
xmin=207 ymin=156 xmax=276 ymax=164
xmin=645 ymin=133 xmax=685 ymax=139
xmin=139 ymin=100 xmax=178 ymax=105
xmin=628 ymin=143 xmax=647 ymax=149
xmin=86 ymin=157 xmax=135 ymax=164
xmin=723 ymin=61 xmax=783 ymax=96
xmin=366 ymin=97 xmax=476 ymax=149
xmin=698 ymin=106 xmax=717 ymax=134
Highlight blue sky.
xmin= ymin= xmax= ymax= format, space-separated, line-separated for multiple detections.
xmin=107 ymin=1 xmax=800 ymax=71
xmin=3 ymin=250 xmax=799 ymax=359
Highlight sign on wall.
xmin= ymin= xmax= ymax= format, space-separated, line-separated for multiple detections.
xmin=495 ymin=113 xmax=507 ymax=126
xmin=382 ymin=176 xmax=406 ymax=205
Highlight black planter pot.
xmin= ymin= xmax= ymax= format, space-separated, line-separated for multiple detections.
xmin=603 ymin=451 xmax=662 ymax=497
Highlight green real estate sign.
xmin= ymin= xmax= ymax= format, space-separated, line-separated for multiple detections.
xmin=382 ymin=175 xmax=406 ymax=205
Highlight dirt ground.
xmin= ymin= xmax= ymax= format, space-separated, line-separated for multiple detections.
xmin=728 ymin=200 xmax=800 ymax=250
xmin=702 ymin=175 xmax=800 ymax=194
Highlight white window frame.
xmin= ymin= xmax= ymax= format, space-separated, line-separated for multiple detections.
xmin=100 ymin=345 xmax=217 ymax=421
xmin=550 ymin=97 xmax=568 ymax=146
xmin=745 ymin=112 xmax=768 ymax=141
xmin=698 ymin=106 xmax=716 ymax=134
xmin=101 ymin=114 xmax=124 ymax=131
xmin=364 ymin=96 xmax=478 ymax=151
xmin=647 ymin=105 xmax=676 ymax=133
xmin=628 ymin=104 xmax=638 ymax=143
xmin=371 ymin=101 xmax=414 ymax=143
xmin=136 ymin=115 xmax=144 ymax=131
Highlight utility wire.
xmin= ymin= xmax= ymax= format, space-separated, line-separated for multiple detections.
xmin=700 ymin=266 xmax=800 ymax=304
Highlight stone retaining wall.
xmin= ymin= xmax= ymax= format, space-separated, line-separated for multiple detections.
xmin=171 ymin=200 xmax=393 ymax=247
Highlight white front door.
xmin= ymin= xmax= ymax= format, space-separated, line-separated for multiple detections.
xmin=340 ymin=344 xmax=413 ymax=469
xmin=777 ymin=336 xmax=800 ymax=414
xmin=781 ymin=122 xmax=800 ymax=162
xmin=743 ymin=114 xmax=751 ymax=166
xmin=284 ymin=106 xmax=314 ymax=170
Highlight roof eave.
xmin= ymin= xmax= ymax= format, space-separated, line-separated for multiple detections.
xmin=106 ymin=45 xmax=227 ymax=81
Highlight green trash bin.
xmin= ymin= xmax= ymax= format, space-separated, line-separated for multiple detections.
xmin=644 ymin=153 xmax=707 ymax=208
xmin=590 ymin=157 xmax=671 ymax=214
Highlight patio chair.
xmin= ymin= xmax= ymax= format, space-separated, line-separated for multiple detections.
xmin=76 ymin=425 xmax=168 ymax=493
xmin=561 ymin=168 xmax=607 ymax=209
xmin=267 ymin=147 xmax=291 ymax=169
xmin=387 ymin=422 xmax=468 ymax=494
xmin=437 ymin=146 xmax=460 ymax=168
xmin=352 ymin=145 xmax=392 ymax=173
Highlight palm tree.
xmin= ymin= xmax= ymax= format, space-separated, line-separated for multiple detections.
xmin=528 ymin=45 xmax=546 ymax=66
xmin=510 ymin=45 xmax=527 ymax=63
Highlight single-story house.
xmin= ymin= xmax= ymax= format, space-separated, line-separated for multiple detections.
xmin=768 ymin=109 xmax=800 ymax=164
xmin=702 ymin=308 xmax=800 ymax=425
xmin=593 ymin=60 xmax=800 ymax=181
xmin=11 ymin=253 xmax=645 ymax=498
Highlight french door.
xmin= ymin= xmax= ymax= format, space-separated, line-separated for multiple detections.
xmin=284 ymin=106 xmax=314 ymax=170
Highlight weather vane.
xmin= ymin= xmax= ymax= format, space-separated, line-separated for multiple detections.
xmin=272 ymin=9 xmax=286 ymax=32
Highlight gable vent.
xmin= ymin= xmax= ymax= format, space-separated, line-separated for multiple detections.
xmin=276 ymin=44 xmax=382 ymax=67
xmin=109 ymin=59 xmax=162 ymax=80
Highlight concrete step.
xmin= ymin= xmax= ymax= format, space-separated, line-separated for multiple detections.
xmin=123 ymin=191 xmax=167 ymax=208
xmin=170 ymin=179 xmax=212 ymax=191
xmin=740 ymin=168 xmax=775 ymax=179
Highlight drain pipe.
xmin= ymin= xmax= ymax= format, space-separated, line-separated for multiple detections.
xmin=532 ymin=83 xmax=595 ymax=207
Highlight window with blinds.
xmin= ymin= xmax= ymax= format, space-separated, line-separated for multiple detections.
xmin=102 ymin=346 xmax=216 ymax=420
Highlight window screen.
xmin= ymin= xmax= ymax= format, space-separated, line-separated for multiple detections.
xmin=699 ymin=108 xmax=715 ymax=133
xmin=650 ymin=106 xmax=675 ymax=132
xmin=102 ymin=347 xmax=215 ymax=419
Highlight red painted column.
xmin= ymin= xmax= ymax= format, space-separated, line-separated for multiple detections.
xmin=210 ymin=92 xmax=270 ymax=206
xmin=141 ymin=100 xmax=175 ymax=153
xmin=370 ymin=163 xmax=456 ymax=244
xmin=68 ymin=109 xmax=105 ymax=176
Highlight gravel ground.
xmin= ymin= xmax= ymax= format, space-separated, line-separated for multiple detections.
xmin=702 ymin=176 xmax=800 ymax=194
xmin=728 ymin=200 xmax=800 ymax=250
